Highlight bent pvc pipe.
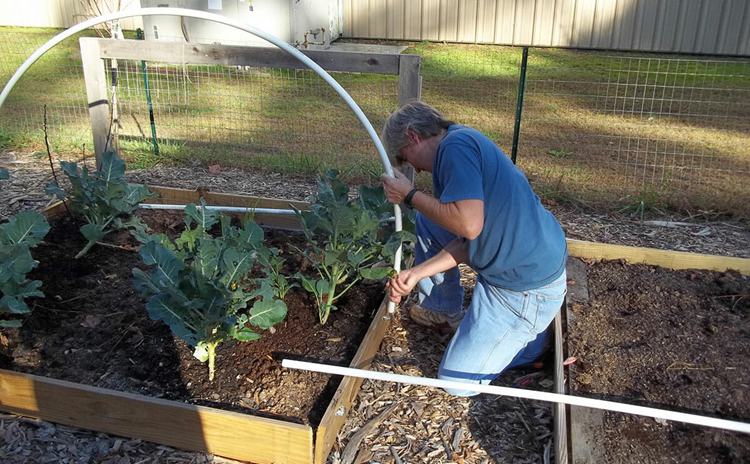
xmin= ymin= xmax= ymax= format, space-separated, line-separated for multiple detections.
xmin=0 ymin=7 xmax=403 ymax=313
xmin=282 ymin=359 xmax=750 ymax=435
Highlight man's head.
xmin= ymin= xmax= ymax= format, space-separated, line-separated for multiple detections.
xmin=382 ymin=101 xmax=454 ymax=169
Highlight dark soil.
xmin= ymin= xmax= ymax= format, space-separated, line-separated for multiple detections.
xmin=0 ymin=211 xmax=384 ymax=426
xmin=567 ymin=260 xmax=750 ymax=463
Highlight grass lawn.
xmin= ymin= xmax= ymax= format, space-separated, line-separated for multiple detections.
xmin=1 ymin=27 xmax=748 ymax=216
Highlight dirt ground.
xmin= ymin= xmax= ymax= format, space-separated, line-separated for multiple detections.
xmin=567 ymin=261 xmax=750 ymax=463
xmin=1 ymin=153 xmax=749 ymax=463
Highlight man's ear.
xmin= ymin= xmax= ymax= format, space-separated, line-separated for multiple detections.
xmin=406 ymin=129 xmax=420 ymax=144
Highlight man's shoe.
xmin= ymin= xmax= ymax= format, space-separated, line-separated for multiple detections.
xmin=408 ymin=304 xmax=463 ymax=332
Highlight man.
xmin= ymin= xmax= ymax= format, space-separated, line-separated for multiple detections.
xmin=380 ymin=101 xmax=567 ymax=396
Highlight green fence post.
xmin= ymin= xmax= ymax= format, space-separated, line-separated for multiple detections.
xmin=136 ymin=28 xmax=159 ymax=156
xmin=511 ymin=47 xmax=528 ymax=165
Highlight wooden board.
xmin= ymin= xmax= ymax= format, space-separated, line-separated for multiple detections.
xmin=553 ymin=311 xmax=568 ymax=464
xmin=567 ymin=239 xmax=750 ymax=275
xmin=0 ymin=369 xmax=313 ymax=464
xmin=563 ymin=257 xmax=607 ymax=464
xmin=94 ymin=38 xmax=402 ymax=75
xmin=314 ymin=293 xmax=393 ymax=464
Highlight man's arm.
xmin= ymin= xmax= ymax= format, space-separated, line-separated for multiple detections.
xmin=387 ymin=238 xmax=469 ymax=303
xmin=410 ymin=192 xmax=484 ymax=240
xmin=382 ymin=169 xmax=484 ymax=239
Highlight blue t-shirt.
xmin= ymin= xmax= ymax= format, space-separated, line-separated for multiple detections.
xmin=433 ymin=125 xmax=567 ymax=291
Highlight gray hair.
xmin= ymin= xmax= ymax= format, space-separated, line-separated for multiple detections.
xmin=381 ymin=101 xmax=455 ymax=163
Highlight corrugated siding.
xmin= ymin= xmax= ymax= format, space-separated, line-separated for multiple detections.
xmin=0 ymin=0 xmax=143 ymax=30
xmin=344 ymin=0 xmax=750 ymax=56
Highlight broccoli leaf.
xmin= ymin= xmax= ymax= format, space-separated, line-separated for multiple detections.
xmin=0 ymin=210 xmax=48 ymax=326
xmin=133 ymin=208 xmax=286 ymax=381
xmin=48 ymin=151 xmax=152 ymax=257
xmin=295 ymin=170 xmax=413 ymax=324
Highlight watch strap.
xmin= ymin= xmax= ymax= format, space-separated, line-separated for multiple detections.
xmin=404 ymin=188 xmax=418 ymax=207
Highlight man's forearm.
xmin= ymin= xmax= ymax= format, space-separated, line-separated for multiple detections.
xmin=411 ymin=238 xmax=469 ymax=280
xmin=409 ymin=191 xmax=483 ymax=239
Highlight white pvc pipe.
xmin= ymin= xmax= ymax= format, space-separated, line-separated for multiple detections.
xmin=139 ymin=203 xmax=398 ymax=222
xmin=282 ymin=359 xmax=750 ymax=435
xmin=139 ymin=203 xmax=298 ymax=215
xmin=0 ymin=7 xmax=403 ymax=313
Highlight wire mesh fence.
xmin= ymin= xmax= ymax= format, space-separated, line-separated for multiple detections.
xmin=0 ymin=28 xmax=91 ymax=152
xmin=109 ymin=59 xmax=399 ymax=178
xmin=1 ymin=27 xmax=748 ymax=216
xmin=520 ymin=51 xmax=750 ymax=214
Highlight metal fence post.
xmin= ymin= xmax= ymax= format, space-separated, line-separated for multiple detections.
xmin=511 ymin=47 xmax=529 ymax=165
xmin=136 ymin=29 xmax=159 ymax=156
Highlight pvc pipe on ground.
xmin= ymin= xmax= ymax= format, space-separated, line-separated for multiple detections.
xmin=139 ymin=203 xmax=398 ymax=222
xmin=139 ymin=203 xmax=298 ymax=215
xmin=0 ymin=7 xmax=402 ymax=313
xmin=281 ymin=359 xmax=750 ymax=435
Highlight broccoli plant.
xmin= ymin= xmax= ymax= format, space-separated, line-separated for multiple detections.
xmin=248 ymin=249 xmax=296 ymax=303
xmin=46 ymin=151 xmax=152 ymax=258
xmin=1 ymin=169 xmax=50 ymax=327
xmin=295 ymin=170 xmax=413 ymax=325
xmin=132 ymin=202 xmax=287 ymax=381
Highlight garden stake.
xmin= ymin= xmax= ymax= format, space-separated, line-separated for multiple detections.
xmin=43 ymin=105 xmax=71 ymax=217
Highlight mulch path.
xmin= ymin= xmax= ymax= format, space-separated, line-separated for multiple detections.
xmin=3 ymin=151 xmax=747 ymax=258
xmin=1 ymin=151 xmax=749 ymax=463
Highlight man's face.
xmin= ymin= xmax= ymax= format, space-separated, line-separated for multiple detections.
xmin=396 ymin=131 xmax=431 ymax=173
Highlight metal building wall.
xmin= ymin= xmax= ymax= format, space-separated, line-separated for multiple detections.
xmin=343 ymin=0 xmax=750 ymax=56
xmin=0 ymin=0 xmax=143 ymax=30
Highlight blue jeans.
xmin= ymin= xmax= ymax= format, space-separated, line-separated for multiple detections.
xmin=414 ymin=213 xmax=567 ymax=396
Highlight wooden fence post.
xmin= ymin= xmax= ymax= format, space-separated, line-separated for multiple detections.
xmin=80 ymin=38 xmax=109 ymax=168
xmin=397 ymin=54 xmax=421 ymax=181
xmin=398 ymin=54 xmax=421 ymax=106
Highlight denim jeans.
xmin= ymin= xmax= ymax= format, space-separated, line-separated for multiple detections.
xmin=413 ymin=213 xmax=567 ymax=396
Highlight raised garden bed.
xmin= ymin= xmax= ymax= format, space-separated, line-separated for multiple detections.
xmin=0 ymin=186 xmax=394 ymax=464
xmin=564 ymin=257 xmax=750 ymax=463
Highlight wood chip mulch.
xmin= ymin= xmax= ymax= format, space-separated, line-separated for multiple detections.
xmin=0 ymin=414 xmax=244 ymax=464
xmin=2 ymin=151 xmax=747 ymax=258
xmin=1 ymin=151 xmax=748 ymax=463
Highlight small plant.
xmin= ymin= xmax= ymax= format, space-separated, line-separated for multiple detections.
xmin=547 ymin=148 xmax=572 ymax=159
xmin=295 ymin=170 xmax=413 ymax=325
xmin=46 ymin=150 xmax=152 ymax=258
xmin=0 ymin=169 xmax=50 ymax=327
xmin=259 ymin=251 xmax=295 ymax=300
xmin=133 ymin=201 xmax=287 ymax=381
xmin=618 ymin=188 xmax=667 ymax=220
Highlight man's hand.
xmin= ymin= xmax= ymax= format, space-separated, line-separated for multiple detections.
xmin=380 ymin=169 xmax=413 ymax=205
xmin=386 ymin=268 xmax=421 ymax=304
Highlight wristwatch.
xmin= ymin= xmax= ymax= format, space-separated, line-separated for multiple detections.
xmin=404 ymin=188 xmax=418 ymax=207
